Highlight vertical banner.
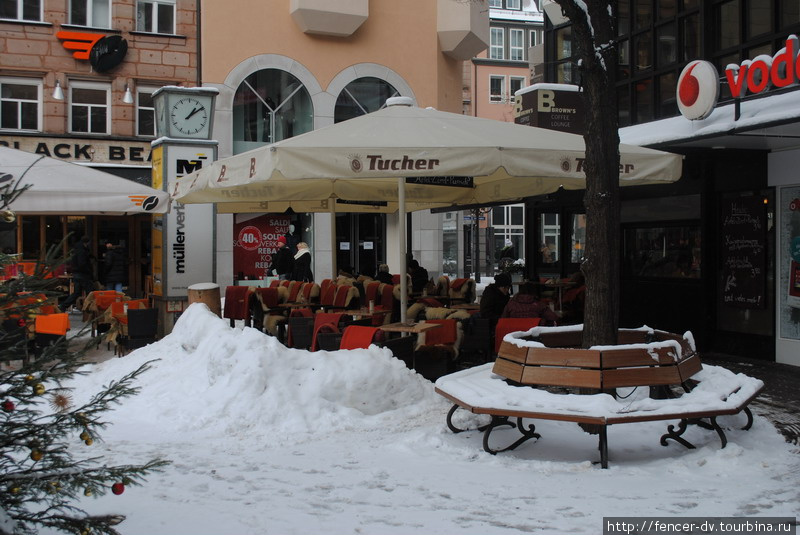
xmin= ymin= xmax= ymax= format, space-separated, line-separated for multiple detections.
xmin=721 ymin=195 xmax=767 ymax=308
xmin=233 ymin=214 xmax=291 ymax=279
xmin=151 ymin=145 xmax=164 ymax=296
xmin=779 ymin=187 xmax=800 ymax=340
xmin=162 ymin=144 xmax=216 ymax=297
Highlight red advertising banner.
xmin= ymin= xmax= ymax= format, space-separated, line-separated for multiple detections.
xmin=232 ymin=214 xmax=291 ymax=279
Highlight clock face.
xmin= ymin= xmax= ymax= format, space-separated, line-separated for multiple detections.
xmin=170 ymin=97 xmax=209 ymax=136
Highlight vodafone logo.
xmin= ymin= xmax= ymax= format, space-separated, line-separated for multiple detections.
xmin=677 ymin=61 xmax=719 ymax=120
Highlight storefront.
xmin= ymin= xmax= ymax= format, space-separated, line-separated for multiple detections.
xmin=0 ymin=135 xmax=155 ymax=297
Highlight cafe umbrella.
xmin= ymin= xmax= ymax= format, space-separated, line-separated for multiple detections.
xmin=0 ymin=145 xmax=169 ymax=215
xmin=172 ymin=97 xmax=683 ymax=320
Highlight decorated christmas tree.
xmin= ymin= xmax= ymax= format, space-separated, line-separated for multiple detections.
xmin=0 ymin=185 xmax=168 ymax=535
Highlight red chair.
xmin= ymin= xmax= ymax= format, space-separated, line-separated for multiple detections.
xmin=494 ymin=317 xmax=541 ymax=354
xmin=340 ymin=325 xmax=382 ymax=350
xmin=364 ymin=282 xmax=381 ymax=306
xmin=287 ymin=281 xmax=303 ymax=302
xmin=319 ymin=283 xmax=337 ymax=307
xmin=422 ymin=319 xmax=458 ymax=347
xmin=34 ymin=313 xmax=70 ymax=354
xmin=269 ymin=279 xmax=281 ymax=288
xmin=310 ymin=312 xmax=346 ymax=351
xmin=376 ymin=284 xmax=394 ymax=310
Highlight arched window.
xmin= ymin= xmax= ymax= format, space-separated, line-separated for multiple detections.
xmin=232 ymin=69 xmax=313 ymax=154
xmin=334 ymin=77 xmax=399 ymax=123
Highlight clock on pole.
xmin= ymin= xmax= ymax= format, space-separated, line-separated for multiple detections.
xmin=150 ymin=86 xmax=219 ymax=337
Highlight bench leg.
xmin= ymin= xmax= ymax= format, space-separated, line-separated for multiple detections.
xmin=599 ymin=426 xmax=609 ymax=469
xmin=483 ymin=416 xmax=541 ymax=455
xmin=660 ymin=417 xmax=730 ymax=450
xmin=446 ymin=404 xmax=492 ymax=434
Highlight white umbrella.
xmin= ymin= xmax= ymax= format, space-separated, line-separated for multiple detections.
xmin=0 ymin=146 xmax=169 ymax=215
xmin=173 ymin=99 xmax=683 ymax=319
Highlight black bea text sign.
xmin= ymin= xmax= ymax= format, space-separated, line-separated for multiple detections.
xmin=721 ymin=195 xmax=767 ymax=309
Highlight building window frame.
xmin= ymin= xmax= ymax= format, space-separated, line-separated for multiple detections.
xmin=0 ymin=0 xmax=42 ymax=21
xmin=69 ymin=0 xmax=111 ymax=28
xmin=509 ymin=75 xmax=526 ymax=98
xmin=488 ymin=0 xmax=503 ymax=7
xmin=506 ymin=0 xmax=521 ymax=9
xmin=0 ymin=77 xmax=42 ymax=132
xmin=490 ymin=75 xmax=506 ymax=103
xmin=136 ymin=0 xmax=176 ymax=34
xmin=68 ymin=80 xmax=110 ymax=135
xmin=136 ymin=85 xmax=157 ymax=138
xmin=510 ymin=28 xmax=525 ymax=61
xmin=490 ymin=27 xmax=505 ymax=60
xmin=530 ymin=29 xmax=538 ymax=47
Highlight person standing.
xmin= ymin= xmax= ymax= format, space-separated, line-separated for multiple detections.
xmin=103 ymin=241 xmax=127 ymax=292
xmin=292 ymin=241 xmax=314 ymax=282
xmin=407 ymin=259 xmax=429 ymax=293
xmin=272 ymin=236 xmax=294 ymax=280
xmin=61 ymin=235 xmax=94 ymax=312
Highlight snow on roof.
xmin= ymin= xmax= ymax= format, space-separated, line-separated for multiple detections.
xmin=515 ymin=83 xmax=581 ymax=96
xmin=620 ymin=88 xmax=800 ymax=147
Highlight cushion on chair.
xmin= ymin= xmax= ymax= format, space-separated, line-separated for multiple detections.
xmin=494 ymin=317 xmax=541 ymax=353
xmin=311 ymin=312 xmax=346 ymax=351
xmin=254 ymin=287 xmax=281 ymax=309
xmin=223 ymin=286 xmax=251 ymax=320
xmin=339 ymin=325 xmax=381 ymax=350
xmin=34 ymin=313 xmax=70 ymax=336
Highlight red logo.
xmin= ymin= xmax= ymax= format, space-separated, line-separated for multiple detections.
xmin=56 ymin=31 xmax=128 ymax=72
xmin=237 ymin=226 xmax=262 ymax=251
xmin=677 ymin=60 xmax=719 ymax=121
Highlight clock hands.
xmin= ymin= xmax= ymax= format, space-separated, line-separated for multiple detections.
xmin=185 ymin=106 xmax=205 ymax=120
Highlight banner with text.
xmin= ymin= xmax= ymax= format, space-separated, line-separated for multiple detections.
xmin=233 ymin=214 xmax=291 ymax=280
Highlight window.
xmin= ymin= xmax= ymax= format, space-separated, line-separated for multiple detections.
xmin=490 ymin=75 xmax=505 ymax=102
xmin=507 ymin=0 xmax=521 ymax=9
xmin=136 ymin=87 xmax=156 ymax=137
xmin=623 ymin=225 xmax=702 ymax=279
xmin=510 ymin=76 xmax=526 ymax=97
xmin=540 ymin=212 xmax=560 ymax=265
xmin=529 ymin=30 xmax=538 ymax=48
xmin=490 ymin=27 xmax=504 ymax=60
xmin=0 ymin=0 xmax=41 ymax=21
xmin=510 ymin=28 xmax=525 ymax=61
xmin=69 ymin=81 xmax=110 ymax=134
xmin=0 ymin=78 xmax=41 ymax=131
xmin=335 ymin=77 xmax=398 ymax=123
xmin=136 ymin=0 xmax=175 ymax=34
xmin=233 ymin=69 xmax=313 ymax=154
xmin=489 ymin=0 xmax=502 ymax=7
xmin=69 ymin=0 xmax=110 ymax=27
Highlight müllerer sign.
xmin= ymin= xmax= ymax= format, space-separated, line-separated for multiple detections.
xmin=514 ymin=83 xmax=585 ymax=135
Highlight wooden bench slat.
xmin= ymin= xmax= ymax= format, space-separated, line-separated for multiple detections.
xmin=677 ymin=354 xmax=703 ymax=382
xmin=538 ymin=330 xmax=582 ymax=347
xmin=525 ymin=347 xmax=602 ymax=368
xmin=600 ymin=346 xmax=680 ymax=367
xmin=602 ymin=366 xmax=682 ymax=388
xmin=496 ymin=342 xmax=527 ymax=363
xmin=492 ymin=358 xmax=525 ymax=383
xmin=521 ymin=366 xmax=602 ymax=389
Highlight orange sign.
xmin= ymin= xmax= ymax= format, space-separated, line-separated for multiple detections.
xmin=56 ymin=31 xmax=103 ymax=60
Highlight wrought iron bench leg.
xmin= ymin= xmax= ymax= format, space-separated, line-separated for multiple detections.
xmin=446 ymin=404 xmax=490 ymax=434
xmin=483 ymin=416 xmax=540 ymax=455
xmin=599 ymin=426 xmax=609 ymax=469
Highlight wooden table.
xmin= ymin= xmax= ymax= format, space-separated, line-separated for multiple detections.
xmin=379 ymin=321 xmax=443 ymax=334
xmin=348 ymin=308 xmax=393 ymax=320
xmin=448 ymin=303 xmax=479 ymax=311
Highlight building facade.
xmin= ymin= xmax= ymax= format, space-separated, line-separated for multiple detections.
xmin=199 ymin=0 xmax=487 ymax=285
xmin=541 ymin=0 xmax=800 ymax=366
xmin=0 ymin=0 xmax=199 ymax=296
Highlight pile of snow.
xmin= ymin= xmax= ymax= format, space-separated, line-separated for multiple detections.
xmin=71 ymin=304 xmax=441 ymax=444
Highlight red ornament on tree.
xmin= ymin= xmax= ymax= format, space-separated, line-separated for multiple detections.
xmin=1 ymin=400 xmax=14 ymax=412
xmin=111 ymin=482 xmax=125 ymax=495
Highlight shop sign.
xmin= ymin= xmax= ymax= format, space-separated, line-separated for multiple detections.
xmin=233 ymin=215 xmax=291 ymax=280
xmin=721 ymin=196 xmax=767 ymax=309
xmin=0 ymin=135 xmax=152 ymax=165
xmin=514 ymin=84 xmax=584 ymax=134
xmin=678 ymin=35 xmax=800 ymax=120
xmin=56 ymin=31 xmax=128 ymax=72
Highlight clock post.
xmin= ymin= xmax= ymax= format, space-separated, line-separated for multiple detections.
xmin=150 ymin=86 xmax=219 ymax=335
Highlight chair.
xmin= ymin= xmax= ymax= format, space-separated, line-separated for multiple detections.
xmin=223 ymin=286 xmax=252 ymax=328
xmin=319 ymin=283 xmax=337 ymax=307
xmin=34 ymin=312 xmax=70 ymax=353
xmin=414 ymin=319 xmax=459 ymax=381
xmin=458 ymin=317 xmax=494 ymax=366
xmin=494 ymin=317 xmax=541 ymax=354
xmin=116 ymin=308 xmax=158 ymax=356
xmin=286 ymin=311 xmax=314 ymax=349
xmin=287 ymin=281 xmax=304 ymax=302
xmin=310 ymin=312 xmax=346 ymax=351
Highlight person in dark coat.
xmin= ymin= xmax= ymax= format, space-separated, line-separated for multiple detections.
xmin=292 ymin=241 xmax=313 ymax=282
xmin=271 ymin=235 xmax=294 ymax=280
xmin=103 ymin=241 xmax=127 ymax=292
xmin=501 ymin=281 xmax=559 ymax=326
xmin=375 ymin=264 xmax=393 ymax=284
xmin=407 ymin=259 xmax=429 ymax=293
xmin=479 ymin=272 xmax=512 ymax=329
xmin=61 ymin=235 xmax=94 ymax=311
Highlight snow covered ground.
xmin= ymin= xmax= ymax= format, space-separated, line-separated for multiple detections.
xmin=51 ymin=304 xmax=799 ymax=535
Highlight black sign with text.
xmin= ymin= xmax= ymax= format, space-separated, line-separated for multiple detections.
xmin=721 ymin=196 xmax=767 ymax=309
xmin=405 ymin=176 xmax=474 ymax=188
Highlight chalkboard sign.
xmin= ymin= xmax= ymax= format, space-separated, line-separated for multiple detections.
xmin=721 ymin=196 xmax=766 ymax=309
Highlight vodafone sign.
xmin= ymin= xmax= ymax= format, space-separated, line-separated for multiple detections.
xmin=677 ymin=60 xmax=720 ymax=120
xmin=678 ymin=35 xmax=800 ymax=120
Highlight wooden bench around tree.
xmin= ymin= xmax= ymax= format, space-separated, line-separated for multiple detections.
xmin=434 ymin=326 xmax=764 ymax=468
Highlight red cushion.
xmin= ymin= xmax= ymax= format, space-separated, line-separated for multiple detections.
xmin=340 ymin=326 xmax=381 ymax=350
xmin=311 ymin=312 xmax=345 ymax=351
xmin=422 ymin=319 xmax=457 ymax=346
xmin=451 ymin=278 xmax=468 ymax=291
xmin=255 ymin=287 xmax=280 ymax=308
xmin=494 ymin=318 xmax=541 ymax=353
xmin=223 ymin=286 xmax=251 ymax=320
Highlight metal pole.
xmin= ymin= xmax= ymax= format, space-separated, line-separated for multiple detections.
xmin=398 ymin=177 xmax=408 ymax=323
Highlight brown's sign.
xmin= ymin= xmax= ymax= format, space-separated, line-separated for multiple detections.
xmin=0 ymin=136 xmax=152 ymax=165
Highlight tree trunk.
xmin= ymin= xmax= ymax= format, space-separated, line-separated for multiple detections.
xmin=554 ymin=0 xmax=620 ymax=348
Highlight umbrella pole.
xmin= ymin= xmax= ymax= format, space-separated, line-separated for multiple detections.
xmin=330 ymin=199 xmax=337 ymax=279
xmin=398 ymin=177 xmax=408 ymax=323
